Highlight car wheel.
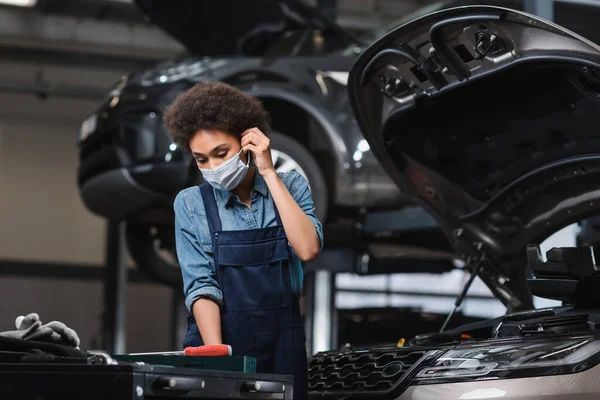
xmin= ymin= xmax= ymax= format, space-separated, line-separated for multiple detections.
xmin=127 ymin=130 xmax=329 ymax=287
xmin=268 ymin=131 xmax=328 ymax=222
xmin=126 ymin=221 xmax=182 ymax=286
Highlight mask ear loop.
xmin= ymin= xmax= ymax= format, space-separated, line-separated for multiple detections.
xmin=240 ymin=147 xmax=252 ymax=166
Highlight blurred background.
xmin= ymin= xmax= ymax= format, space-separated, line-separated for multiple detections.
xmin=0 ymin=0 xmax=596 ymax=355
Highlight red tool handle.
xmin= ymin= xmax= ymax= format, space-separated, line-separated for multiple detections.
xmin=184 ymin=344 xmax=232 ymax=357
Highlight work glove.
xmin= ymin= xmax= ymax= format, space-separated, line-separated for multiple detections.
xmin=0 ymin=313 xmax=43 ymax=341
xmin=19 ymin=314 xmax=81 ymax=349
xmin=0 ymin=313 xmax=80 ymax=349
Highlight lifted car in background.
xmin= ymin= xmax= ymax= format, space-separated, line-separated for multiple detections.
xmin=308 ymin=4 xmax=600 ymax=399
xmin=75 ymin=0 xmax=451 ymax=286
xmin=75 ymin=0 xmax=600 ymax=288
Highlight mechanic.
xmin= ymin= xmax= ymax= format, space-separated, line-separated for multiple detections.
xmin=164 ymin=82 xmax=324 ymax=399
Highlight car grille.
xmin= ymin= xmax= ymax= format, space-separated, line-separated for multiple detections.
xmin=308 ymin=347 xmax=429 ymax=396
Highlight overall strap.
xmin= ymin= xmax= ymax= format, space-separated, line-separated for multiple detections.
xmin=199 ymin=183 xmax=222 ymax=235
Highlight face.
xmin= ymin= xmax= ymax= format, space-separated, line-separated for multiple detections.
xmin=190 ymin=129 xmax=248 ymax=170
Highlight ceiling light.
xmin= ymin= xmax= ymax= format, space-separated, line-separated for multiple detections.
xmin=0 ymin=0 xmax=37 ymax=6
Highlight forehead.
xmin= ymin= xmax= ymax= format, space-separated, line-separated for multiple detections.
xmin=189 ymin=129 xmax=238 ymax=153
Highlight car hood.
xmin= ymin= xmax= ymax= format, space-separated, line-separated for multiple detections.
xmin=133 ymin=0 xmax=358 ymax=56
xmin=348 ymin=5 xmax=600 ymax=312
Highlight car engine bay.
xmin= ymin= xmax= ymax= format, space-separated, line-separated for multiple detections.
xmin=308 ymin=242 xmax=600 ymax=398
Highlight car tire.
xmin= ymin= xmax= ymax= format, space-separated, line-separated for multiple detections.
xmin=268 ymin=131 xmax=328 ymax=222
xmin=126 ymin=131 xmax=329 ymax=287
xmin=126 ymin=221 xmax=182 ymax=287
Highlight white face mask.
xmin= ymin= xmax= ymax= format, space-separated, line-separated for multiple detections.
xmin=199 ymin=149 xmax=250 ymax=192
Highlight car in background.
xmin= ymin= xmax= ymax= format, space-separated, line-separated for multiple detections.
xmin=75 ymin=0 xmax=447 ymax=286
xmin=308 ymin=4 xmax=600 ymax=399
xmin=75 ymin=0 xmax=600 ymax=288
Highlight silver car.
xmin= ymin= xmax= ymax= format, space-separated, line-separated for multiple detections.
xmin=308 ymin=5 xmax=600 ymax=399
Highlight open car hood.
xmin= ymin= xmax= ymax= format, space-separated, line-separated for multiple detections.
xmin=348 ymin=5 xmax=600 ymax=312
xmin=133 ymin=0 xmax=358 ymax=56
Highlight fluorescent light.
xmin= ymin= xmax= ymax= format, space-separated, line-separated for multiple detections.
xmin=0 ymin=0 xmax=37 ymax=6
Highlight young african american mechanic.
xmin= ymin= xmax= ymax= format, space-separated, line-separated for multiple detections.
xmin=164 ymin=82 xmax=324 ymax=399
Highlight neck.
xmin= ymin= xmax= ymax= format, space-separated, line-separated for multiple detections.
xmin=232 ymin=164 xmax=255 ymax=202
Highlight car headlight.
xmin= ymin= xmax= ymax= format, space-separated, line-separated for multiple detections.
xmin=78 ymin=113 xmax=97 ymax=143
xmin=414 ymin=336 xmax=600 ymax=383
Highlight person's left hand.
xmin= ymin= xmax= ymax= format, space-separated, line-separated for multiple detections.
xmin=241 ymin=127 xmax=276 ymax=177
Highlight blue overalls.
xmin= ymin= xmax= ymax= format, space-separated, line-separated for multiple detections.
xmin=183 ymin=183 xmax=308 ymax=399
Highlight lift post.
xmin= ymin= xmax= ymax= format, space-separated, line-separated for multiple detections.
xmin=171 ymin=286 xmax=187 ymax=350
xmin=103 ymin=220 xmax=128 ymax=354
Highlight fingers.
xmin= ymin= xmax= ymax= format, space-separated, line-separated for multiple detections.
xmin=241 ymin=127 xmax=266 ymax=138
xmin=242 ymin=143 xmax=260 ymax=154
xmin=46 ymin=321 xmax=80 ymax=347
xmin=24 ymin=325 xmax=54 ymax=341
xmin=25 ymin=321 xmax=80 ymax=347
xmin=8 ymin=314 xmax=81 ymax=348
xmin=19 ymin=320 xmax=42 ymax=337
xmin=241 ymin=129 xmax=270 ymax=147
xmin=241 ymin=131 xmax=261 ymax=146
xmin=17 ymin=313 xmax=40 ymax=330
xmin=241 ymin=132 xmax=270 ymax=152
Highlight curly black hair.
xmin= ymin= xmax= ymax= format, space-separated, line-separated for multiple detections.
xmin=163 ymin=82 xmax=271 ymax=149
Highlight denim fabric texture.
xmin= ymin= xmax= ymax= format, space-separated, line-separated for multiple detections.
xmin=174 ymin=171 xmax=324 ymax=313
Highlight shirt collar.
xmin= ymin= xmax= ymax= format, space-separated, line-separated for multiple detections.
xmin=252 ymin=172 xmax=269 ymax=197
xmin=217 ymin=170 xmax=269 ymax=205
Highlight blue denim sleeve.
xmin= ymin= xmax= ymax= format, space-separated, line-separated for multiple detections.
xmin=287 ymin=172 xmax=325 ymax=251
xmin=173 ymin=190 xmax=223 ymax=313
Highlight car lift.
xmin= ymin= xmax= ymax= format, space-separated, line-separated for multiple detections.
xmin=103 ymin=221 xmax=128 ymax=355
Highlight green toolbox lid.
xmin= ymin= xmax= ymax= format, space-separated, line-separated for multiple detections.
xmin=109 ymin=354 xmax=257 ymax=373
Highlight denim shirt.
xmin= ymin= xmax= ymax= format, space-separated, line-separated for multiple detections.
xmin=174 ymin=171 xmax=324 ymax=314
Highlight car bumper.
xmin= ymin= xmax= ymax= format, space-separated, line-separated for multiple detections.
xmin=77 ymin=83 xmax=193 ymax=220
xmin=79 ymin=164 xmax=185 ymax=220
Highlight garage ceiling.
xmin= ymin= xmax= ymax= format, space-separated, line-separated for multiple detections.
xmin=0 ymin=0 xmax=431 ymax=67
xmin=0 ymin=0 xmax=432 ymax=101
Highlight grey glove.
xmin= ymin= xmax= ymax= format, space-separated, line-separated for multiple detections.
xmin=0 ymin=313 xmax=81 ymax=349
xmin=0 ymin=313 xmax=43 ymax=340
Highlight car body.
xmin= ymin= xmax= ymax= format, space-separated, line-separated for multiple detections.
xmin=307 ymin=4 xmax=600 ymax=399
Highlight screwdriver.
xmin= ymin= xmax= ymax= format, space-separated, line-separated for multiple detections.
xmin=129 ymin=344 xmax=232 ymax=357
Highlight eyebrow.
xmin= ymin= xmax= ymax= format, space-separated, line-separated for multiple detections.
xmin=192 ymin=143 xmax=229 ymax=158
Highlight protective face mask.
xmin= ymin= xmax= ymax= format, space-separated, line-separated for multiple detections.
xmin=199 ymin=149 xmax=250 ymax=192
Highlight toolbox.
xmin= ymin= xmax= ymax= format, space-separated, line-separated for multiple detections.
xmin=0 ymin=362 xmax=294 ymax=400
